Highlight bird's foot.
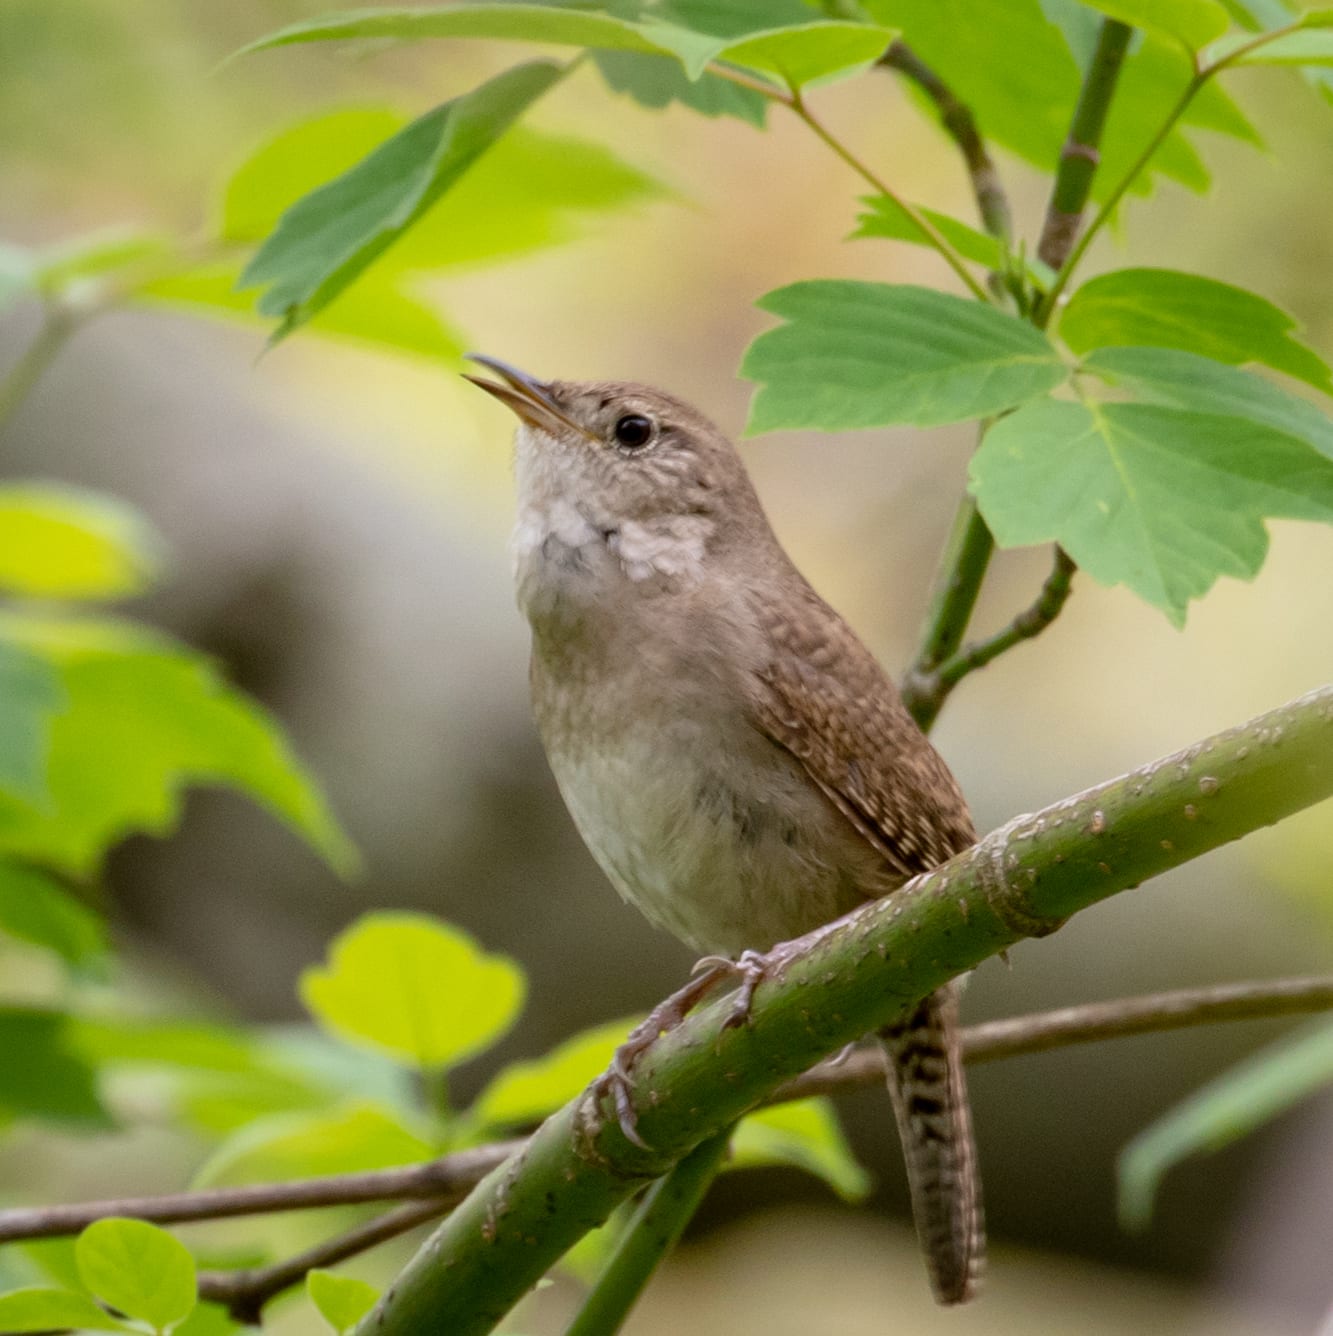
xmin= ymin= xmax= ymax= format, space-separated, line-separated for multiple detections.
xmin=691 ymin=948 xmax=777 ymax=1030
xmin=590 ymin=960 xmax=737 ymax=1150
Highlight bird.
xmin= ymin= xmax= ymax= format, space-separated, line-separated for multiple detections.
xmin=465 ymin=354 xmax=984 ymax=1304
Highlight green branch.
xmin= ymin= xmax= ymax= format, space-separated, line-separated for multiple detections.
xmin=358 ymin=684 xmax=1333 ymax=1336
xmin=564 ymin=1129 xmax=734 ymax=1336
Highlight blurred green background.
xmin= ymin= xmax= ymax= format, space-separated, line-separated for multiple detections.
xmin=2 ymin=2 xmax=1333 ymax=1332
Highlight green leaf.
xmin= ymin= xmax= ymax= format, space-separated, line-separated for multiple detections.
xmin=301 ymin=912 xmax=525 ymax=1069
xmin=0 ymin=484 xmax=163 ymax=602
xmin=222 ymin=108 xmax=664 ymax=274
xmin=592 ymin=51 xmax=768 ymax=125
xmin=237 ymin=6 xmax=677 ymax=63
xmin=852 ymin=196 xmax=1008 ymax=269
xmin=139 ymin=264 xmax=466 ymax=364
xmin=0 ymin=1287 xmax=132 ymax=1334
xmin=742 ymin=280 xmax=1069 ymax=433
xmin=702 ymin=21 xmax=896 ymax=87
xmin=0 ymin=862 xmax=106 ymax=968
xmin=237 ymin=3 xmax=894 ymax=88
xmin=730 ymin=1098 xmax=872 ymax=1201
xmin=191 ymin=1101 xmax=432 ymax=1187
xmin=0 ymin=1008 xmax=112 ymax=1128
xmin=307 ymin=1270 xmax=381 ymax=1335
xmin=76 ymin=1219 xmax=196 ymax=1334
xmin=867 ymin=1 xmax=1256 ymax=199
xmin=1060 ymin=268 xmax=1333 ymax=394
xmin=0 ymin=635 xmax=64 ymax=804
xmin=970 ymin=397 xmax=1333 ymax=623
xmin=470 ymin=1017 xmax=641 ymax=1129
xmin=1074 ymin=0 xmax=1231 ymax=48
xmin=0 ymin=615 xmax=357 ymax=878
xmin=32 ymin=231 xmax=176 ymax=299
xmin=1119 ymin=1019 xmax=1333 ymax=1229
xmin=239 ymin=62 xmax=564 ymax=341
xmin=1082 ymin=346 xmax=1333 ymax=459
xmin=1210 ymin=27 xmax=1333 ymax=61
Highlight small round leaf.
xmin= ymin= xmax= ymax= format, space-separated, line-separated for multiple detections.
xmin=76 ymin=1218 xmax=196 ymax=1333
xmin=300 ymin=912 xmax=526 ymax=1069
xmin=307 ymin=1269 xmax=381 ymax=1334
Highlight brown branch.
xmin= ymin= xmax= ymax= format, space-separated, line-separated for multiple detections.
xmin=3 ymin=976 xmax=1330 ymax=1258
xmin=878 ymin=39 xmax=1011 ymax=244
xmin=197 ymin=1199 xmax=450 ymax=1325
xmin=783 ymin=975 xmax=1333 ymax=1099
xmin=0 ymin=1141 xmax=523 ymax=1244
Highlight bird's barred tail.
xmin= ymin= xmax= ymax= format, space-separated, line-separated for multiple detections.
xmin=879 ymin=982 xmax=984 ymax=1304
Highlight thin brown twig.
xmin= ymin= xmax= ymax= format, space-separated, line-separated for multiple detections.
xmin=878 ymin=39 xmax=1011 ymax=244
xmin=3 ymin=976 xmax=1330 ymax=1255
xmin=782 ymin=975 xmax=1333 ymax=1099
xmin=197 ymin=1198 xmax=450 ymax=1325
xmin=0 ymin=1141 xmax=523 ymax=1245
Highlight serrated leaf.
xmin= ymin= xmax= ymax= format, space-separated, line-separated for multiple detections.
xmin=1075 ymin=0 xmax=1230 ymax=48
xmin=307 ymin=1270 xmax=380 ymax=1335
xmin=970 ymin=397 xmax=1333 ymax=623
xmin=593 ymin=51 xmax=768 ymax=125
xmin=742 ymin=280 xmax=1068 ymax=433
xmin=731 ymin=1098 xmax=872 ymax=1201
xmin=1119 ymin=1018 xmax=1333 ymax=1230
xmin=0 ymin=614 xmax=356 ymax=878
xmin=1060 ymin=268 xmax=1332 ymax=394
xmin=470 ymin=1017 xmax=641 ymax=1128
xmin=76 ymin=1219 xmax=196 ymax=1334
xmin=192 ymin=1101 xmax=432 ymax=1187
xmin=237 ymin=5 xmax=676 ymax=63
xmin=0 ymin=635 xmax=64 ymax=804
xmin=239 ymin=62 xmax=563 ymax=341
xmin=238 ymin=3 xmax=894 ymax=88
xmin=300 ymin=912 xmax=525 ymax=1069
xmin=852 ymin=196 xmax=1008 ymax=269
xmin=1082 ymin=346 xmax=1333 ymax=458
xmin=0 ymin=484 xmax=163 ymax=602
xmin=139 ymin=263 xmax=466 ymax=364
xmin=0 ymin=1008 xmax=112 ymax=1128
xmin=868 ymin=1 xmax=1257 ymax=199
xmin=0 ymin=1287 xmax=132 ymax=1334
xmin=0 ymin=861 xmax=105 ymax=968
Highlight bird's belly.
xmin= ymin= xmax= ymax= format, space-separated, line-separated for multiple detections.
xmin=545 ymin=719 xmax=864 ymax=957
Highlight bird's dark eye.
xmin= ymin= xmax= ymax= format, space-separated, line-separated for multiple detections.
xmin=613 ymin=414 xmax=654 ymax=449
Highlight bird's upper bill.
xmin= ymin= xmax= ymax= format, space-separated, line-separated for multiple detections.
xmin=463 ymin=354 xmax=588 ymax=438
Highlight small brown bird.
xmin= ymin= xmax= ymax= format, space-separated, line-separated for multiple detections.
xmin=466 ymin=356 xmax=984 ymax=1304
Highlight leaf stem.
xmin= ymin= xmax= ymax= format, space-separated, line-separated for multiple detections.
xmin=901 ymin=486 xmax=995 ymax=731
xmin=0 ymin=303 xmax=78 ymax=432
xmin=563 ymin=1129 xmax=734 ymax=1336
xmin=878 ymin=40 xmax=1011 ymax=245
xmin=905 ymin=547 xmax=1077 ymax=731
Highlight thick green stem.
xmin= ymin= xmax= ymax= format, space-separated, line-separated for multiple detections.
xmin=563 ymin=1129 xmax=734 ymax=1336
xmin=1036 ymin=19 xmax=1134 ymax=274
xmin=358 ymin=685 xmax=1333 ymax=1336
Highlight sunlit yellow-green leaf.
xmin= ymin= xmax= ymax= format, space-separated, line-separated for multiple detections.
xmin=76 ymin=1219 xmax=196 ymax=1334
xmin=731 ymin=1098 xmax=872 ymax=1201
xmin=0 ymin=1287 xmax=133 ymax=1334
xmin=307 ymin=1270 xmax=381 ymax=1335
xmin=301 ymin=912 xmax=525 ymax=1069
xmin=470 ymin=1017 xmax=641 ymax=1128
xmin=192 ymin=1101 xmax=433 ymax=1187
xmin=0 ymin=484 xmax=162 ymax=601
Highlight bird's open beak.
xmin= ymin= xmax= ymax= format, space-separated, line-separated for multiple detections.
xmin=463 ymin=354 xmax=588 ymax=437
